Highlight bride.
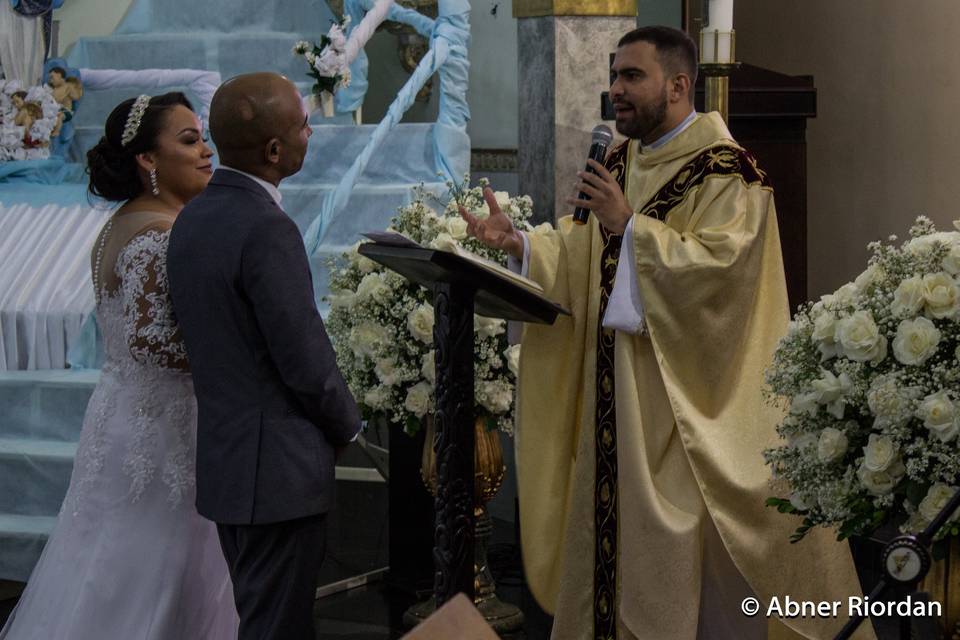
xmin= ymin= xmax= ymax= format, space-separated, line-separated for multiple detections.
xmin=1 ymin=93 xmax=239 ymax=639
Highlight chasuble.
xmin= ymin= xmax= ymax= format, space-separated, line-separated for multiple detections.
xmin=515 ymin=112 xmax=872 ymax=640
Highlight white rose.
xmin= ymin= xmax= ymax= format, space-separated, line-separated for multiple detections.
xmin=328 ymin=289 xmax=356 ymax=310
xmin=834 ymin=283 xmax=859 ymax=307
xmin=812 ymin=312 xmax=839 ymax=360
xmin=942 ymin=244 xmax=960 ymax=276
xmin=836 ymin=311 xmax=887 ymax=363
xmin=789 ymin=391 xmax=820 ymax=417
xmin=445 ymin=216 xmax=469 ymax=240
xmin=862 ymin=433 xmax=899 ymax=472
xmin=404 ymin=381 xmax=433 ymax=418
xmin=327 ymin=24 xmax=347 ymax=50
xmin=430 ymin=232 xmax=458 ymax=252
xmin=374 ymin=357 xmax=400 ymax=387
xmin=504 ymin=344 xmax=521 ymax=377
xmin=892 ymin=316 xmax=941 ymax=366
xmin=407 ymin=304 xmax=435 ymax=344
xmin=857 ymin=458 xmax=906 ymax=496
xmin=363 ymin=385 xmax=391 ymax=410
xmin=922 ymin=272 xmax=960 ymax=319
xmin=916 ymin=390 xmax=960 ymax=442
xmin=355 ymin=272 xmax=390 ymax=301
xmin=854 ymin=264 xmax=884 ymax=291
xmin=918 ymin=483 xmax=959 ymax=523
xmin=891 ymin=276 xmax=925 ymax=317
xmin=349 ymin=321 xmax=389 ymax=358
xmin=349 ymin=243 xmax=377 ymax=273
xmin=788 ymin=431 xmax=818 ymax=450
xmin=789 ymin=493 xmax=811 ymax=511
xmin=421 ymin=350 xmax=436 ymax=385
xmin=906 ymin=235 xmax=936 ymax=257
xmin=475 ymin=315 xmax=505 ymax=339
xmin=811 ymin=370 xmax=853 ymax=419
xmin=817 ymin=427 xmax=849 ymax=464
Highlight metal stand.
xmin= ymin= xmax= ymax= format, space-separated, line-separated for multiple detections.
xmin=834 ymin=490 xmax=960 ymax=639
xmin=699 ymin=29 xmax=740 ymax=124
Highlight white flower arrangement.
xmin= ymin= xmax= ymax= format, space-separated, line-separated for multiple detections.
xmin=293 ymin=17 xmax=353 ymax=98
xmin=765 ymin=216 xmax=960 ymax=545
xmin=0 ymin=80 xmax=60 ymax=162
xmin=325 ymin=178 xmax=542 ymax=435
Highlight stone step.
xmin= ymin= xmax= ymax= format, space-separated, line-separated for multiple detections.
xmin=68 ymin=123 xmax=445 ymax=188
xmin=0 ymin=439 xmax=76 ymax=517
xmin=68 ymin=32 xmax=337 ymax=88
xmin=112 ymin=0 xmax=338 ymax=36
xmin=0 ymin=514 xmax=56 ymax=582
xmin=0 ymin=370 xmax=97 ymax=442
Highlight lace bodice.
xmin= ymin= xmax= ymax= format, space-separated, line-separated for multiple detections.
xmin=70 ymin=225 xmax=196 ymax=514
xmin=100 ymin=229 xmax=188 ymax=371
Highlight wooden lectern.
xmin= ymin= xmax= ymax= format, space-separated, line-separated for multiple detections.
xmin=358 ymin=242 xmax=567 ymax=608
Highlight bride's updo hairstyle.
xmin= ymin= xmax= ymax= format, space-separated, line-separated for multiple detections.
xmin=86 ymin=92 xmax=195 ymax=202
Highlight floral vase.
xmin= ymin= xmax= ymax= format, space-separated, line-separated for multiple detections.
xmin=402 ymin=416 xmax=525 ymax=633
xmin=849 ymin=526 xmax=959 ymax=639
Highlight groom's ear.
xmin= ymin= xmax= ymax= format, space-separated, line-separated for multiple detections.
xmin=264 ymin=137 xmax=281 ymax=165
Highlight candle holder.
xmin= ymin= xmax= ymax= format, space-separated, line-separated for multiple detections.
xmin=699 ymin=29 xmax=740 ymax=123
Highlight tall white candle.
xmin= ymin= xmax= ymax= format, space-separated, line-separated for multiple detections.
xmin=700 ymin=0 xmax=734 ymax=63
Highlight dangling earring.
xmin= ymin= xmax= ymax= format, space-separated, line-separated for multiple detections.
xmin=149 ymin=168 xmax=160 ymax=196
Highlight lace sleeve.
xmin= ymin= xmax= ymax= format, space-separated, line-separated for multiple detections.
xmin=115 ymin=229 xmax=189 ymax=371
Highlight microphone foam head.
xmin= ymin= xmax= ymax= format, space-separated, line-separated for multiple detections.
xmin=592 ymin=124 xmax=613 ymax=146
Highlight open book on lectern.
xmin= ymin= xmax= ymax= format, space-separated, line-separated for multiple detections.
xmin=362 ymin=231 xmax=545 ymax=296
xmin=359 ymin=230 xmax=570 ymax=325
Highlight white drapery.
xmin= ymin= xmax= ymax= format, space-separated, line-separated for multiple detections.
xmin=0 ymin=1 xmax=45 ymax=84
xmin=0 ymin=201 xmax=111 ymax=370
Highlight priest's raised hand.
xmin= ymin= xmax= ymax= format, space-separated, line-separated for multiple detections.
xmin=458 ymin=186 xmax=524 ymax=259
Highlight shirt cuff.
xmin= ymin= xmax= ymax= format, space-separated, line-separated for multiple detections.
xmin=602 ymin=217 xmax=647 ymax=335
xmin=506 ymin=231 xmax=531 ymax=277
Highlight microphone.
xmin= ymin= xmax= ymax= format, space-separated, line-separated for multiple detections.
xmin=573 ymin=125 xmax=614 ymax=225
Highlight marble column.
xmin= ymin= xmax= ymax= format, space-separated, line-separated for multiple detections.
xmin=515 ymin=1 xmax=637 ymax=223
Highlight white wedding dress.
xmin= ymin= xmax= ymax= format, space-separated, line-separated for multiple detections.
xmin=1 ymin=215 xmax=238 ymax=639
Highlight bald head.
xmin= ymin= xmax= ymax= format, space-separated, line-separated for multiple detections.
xmin=210 ymin=72 xmax=310 ymax=181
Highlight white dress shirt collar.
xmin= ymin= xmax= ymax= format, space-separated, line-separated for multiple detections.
xmin=640 ymin=109 xmax=698 ymax=153
xmin=218 ymin=165 xmax=283 ymax=206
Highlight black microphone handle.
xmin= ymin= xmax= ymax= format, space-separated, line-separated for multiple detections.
xmin=573 ymin=141 xmax=609 ymax=225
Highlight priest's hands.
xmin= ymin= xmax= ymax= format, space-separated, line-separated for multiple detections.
xmin=567 ymin=159 xmax=634 ymax=235
xmin=459 ymin=187 xmax=525 ymax=260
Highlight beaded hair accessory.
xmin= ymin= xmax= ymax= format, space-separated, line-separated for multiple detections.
xmin=120 ymin=94 xmax=151 ymax=147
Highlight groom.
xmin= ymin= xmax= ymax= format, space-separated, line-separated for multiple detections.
xmin=167 ymin=72 xmax=361 ymax=640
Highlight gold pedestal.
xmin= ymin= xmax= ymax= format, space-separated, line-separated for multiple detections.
xmin=699 ymin=63 xmax=739 ymax=124
xmin=403 ymin=417 xmax=525 ymax=634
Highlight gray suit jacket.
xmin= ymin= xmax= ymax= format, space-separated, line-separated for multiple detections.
xmin=167 ymin=168 xmax=360 ymax=525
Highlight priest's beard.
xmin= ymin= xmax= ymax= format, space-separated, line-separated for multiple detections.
xmin=615 ymin=84 xmax=668 ymax=142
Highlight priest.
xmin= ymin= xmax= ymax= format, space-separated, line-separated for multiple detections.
xmin=461 ymin=25 xmax=871 ymax=640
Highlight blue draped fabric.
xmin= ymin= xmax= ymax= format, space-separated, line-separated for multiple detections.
xmin=0 ymin=158 xmax=86 ymax=185
xmin=304 ymin=0 xmax=471 ymax=253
